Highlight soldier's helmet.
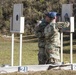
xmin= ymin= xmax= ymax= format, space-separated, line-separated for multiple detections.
xmin=46 ymin=12 xmax=57 ymax=19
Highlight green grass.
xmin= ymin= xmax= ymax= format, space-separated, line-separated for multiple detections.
xmin=0 ymin=35 xmax=38 ymax=66
xmin=63 ymin=39 xmax=76 ymax=63
xmin=0 ymin=34 xmax=76 ymax=66
xmin=11 ymin=42 xmax=38 ymax=65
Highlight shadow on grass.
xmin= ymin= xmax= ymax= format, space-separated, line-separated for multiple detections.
xmin=63 ymin=39 xmax=76 ymax=46
xmin=63 ymin=43 xmax=70 ymax=46
xmin=63 ymin=50 xmax=76 ymax=54
xmin=63 ymin=36 xmax=70 ymax=41
xmin=23 ymin=39 xmax=38 ymax=43
xmin=23 ymin=35 xmax=37 ymax=40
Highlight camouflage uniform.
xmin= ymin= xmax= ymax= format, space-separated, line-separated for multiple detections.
xmin=44 ymin=22 xmax=60 ymax=64
xmin=44 ymin=22 xmax=69 ymax=64
xmin=35 ymin=19 xmax=48 ymax=64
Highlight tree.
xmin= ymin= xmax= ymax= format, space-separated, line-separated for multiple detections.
xmin=0 ymin=0 xmax=67 ymax=35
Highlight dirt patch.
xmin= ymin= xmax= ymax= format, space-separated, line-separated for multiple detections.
xmin=0 ymin=70 xmax=76 ymax=75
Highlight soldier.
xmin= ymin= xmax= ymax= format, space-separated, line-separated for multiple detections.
xmin=35 ymin=11 xmax=69 ymax=64
xmin=44 ymin=12 xmax=60 ymax=64
xmin=35 ymin=18 xmax=50 ymax=64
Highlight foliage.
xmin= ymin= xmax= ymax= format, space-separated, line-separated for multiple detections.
xmin=0 ymin=0 xmax=67 ymax=35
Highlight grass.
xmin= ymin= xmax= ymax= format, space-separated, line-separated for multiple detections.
xmin=0 ymin=35 xmax=38 ymax=66
xmin=0 ymin=34 xmax=76 ymax=66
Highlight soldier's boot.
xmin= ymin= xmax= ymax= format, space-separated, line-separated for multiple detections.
xmin=38 ymin=53 xmax=47 ymax=65
xmin=46 ymin=58 xmax=55 ymax=64
xmin=53 ymin=58 xmax=60 ymax=64
xmin=39 ymin=61 xmax=45 ymax=64
xmin=46 ymin=58 xmax=60 ymax=64
xmin=50 ymin=58 xmax=56 ymax=64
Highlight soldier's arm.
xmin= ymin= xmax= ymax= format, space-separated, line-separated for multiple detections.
xmin=35 ymin=21 xmax=42 ymax=31
xmin=56 ymin=22 xmax=70 ymax=28
xmin=44 ymin=25 xmax=54 ymax=39
xmin=35 ymin=21 xmax=44 ymax=38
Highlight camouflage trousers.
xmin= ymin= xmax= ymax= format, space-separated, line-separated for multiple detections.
xmin=45 ymin=44 xmax=60 ymax=64
xmin=38 ymin=48 xmax=47 ymax=64
xmin=38 ymin=39 xmax=60 ymax=64
xmin=38 ymin=39 xmax=47 ymax=64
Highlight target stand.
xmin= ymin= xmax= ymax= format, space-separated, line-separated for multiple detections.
xmin=60 ymin=17 xmax=74 ymax=64
xmin=10 ymin=4 xmax=24 ymax=66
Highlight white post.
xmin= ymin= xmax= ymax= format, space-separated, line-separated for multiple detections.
xmin=61 ymin=32 xmax=63 ymax=63
xmin=19 ymin=34 xmax=23 ymax=66
xmin=70 ymin=17 xmax=74 ymax=64
xmin=11 ymin=33 xmax=14 ymax=66
xmin=70 ymin=32 xmax=73 ymax=64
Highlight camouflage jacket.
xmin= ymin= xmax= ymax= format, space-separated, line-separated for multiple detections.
xmin=44 ymin=23 xmax=60 ymax=48
xmin=44 ymin=22 xmax=69 ymax=48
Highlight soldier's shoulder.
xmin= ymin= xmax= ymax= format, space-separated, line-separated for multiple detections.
xmin=40 ymin=19 xmax=46 ymax=24
xmin=39 ymin=19 xmax=47 ymax=27
xmin=49 ymin=23 xmax=55 ymax=28
xmin=37 ymin=20 xmax=42 ymax=26
xmin=45 ymin=24 xmax=53 ymax=31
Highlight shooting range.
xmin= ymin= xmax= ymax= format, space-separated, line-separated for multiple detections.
xmin=0 ymin=3 xmax=76 ymax=73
